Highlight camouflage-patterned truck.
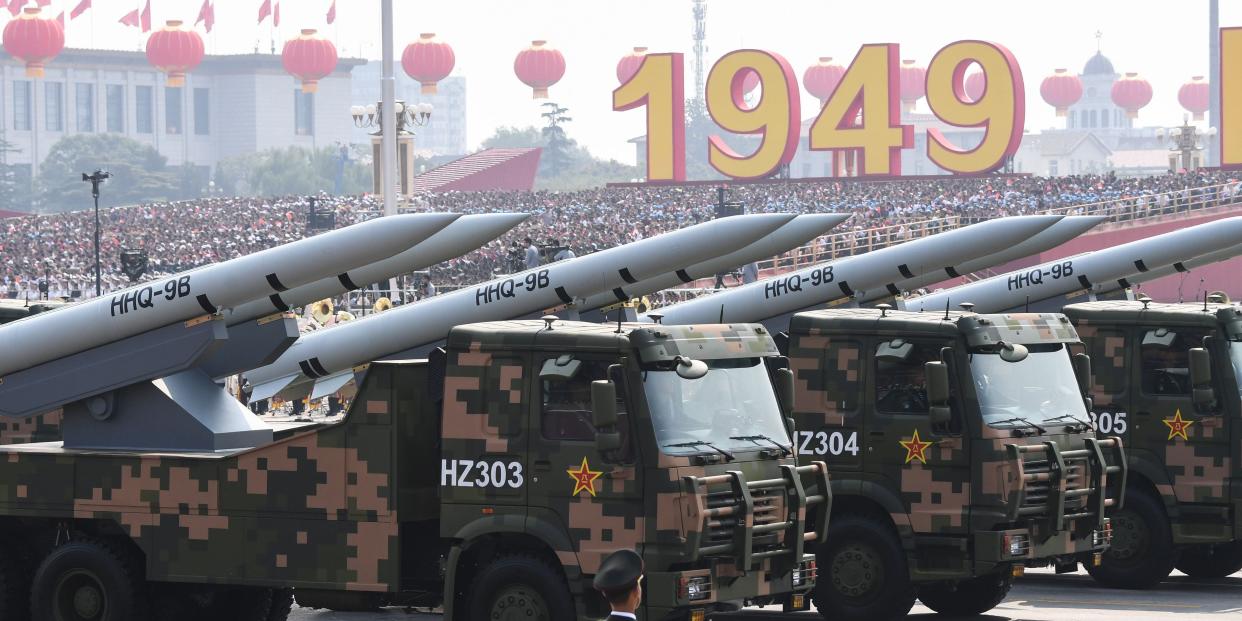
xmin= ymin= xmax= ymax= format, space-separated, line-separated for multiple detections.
xmin=782 ymin=307 xmax=1125 ymax=620
xmin=0 ymin=319 xmax=827 ymax=621
xmin=1065 ymin=300 xmax=1242 ymax=587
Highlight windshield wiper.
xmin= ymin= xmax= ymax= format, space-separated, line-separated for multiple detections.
xmin=991 ymin=416 xmax=1047 ymax=434
xmin=730 ymin=434 xmax=792 ymax=457
xmin=1043 ymin=412 xmax=1092 ymax=430
xmin=664 ymin=440 xmax=736 ymax=462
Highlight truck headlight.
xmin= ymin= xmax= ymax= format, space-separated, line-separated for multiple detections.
xmin=792 ymin=559 xmax=816 ymax=586
xmin=1003 ymin=533 xmax=1029 ymax=557
xmin=683 ymin=576 xmax=711 ymax=601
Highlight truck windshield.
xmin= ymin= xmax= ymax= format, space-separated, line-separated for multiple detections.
xmin=644 ymin=357 xmax=791 ymax=456
xmin=971 ymin=344 xmax=1089 ymax=429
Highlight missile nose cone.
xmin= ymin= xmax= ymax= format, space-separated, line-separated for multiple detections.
xmin=791 ymin=213 xmax=852 ymax=235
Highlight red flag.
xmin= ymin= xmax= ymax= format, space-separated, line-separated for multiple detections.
xmin=119 ymin=8 xmax=140 ymax=28
xmin=326 ymin=0 xmax=336 ymax=24
xmin=140 ymin=0 xmax=151 ymax=32
xmin=6 ymin=0 xmax=22 ymax=17
xmin=35 ymin=0 xmax=51 ymax=6
xmin=195 ymin=0 xmax=214 ymax=33
xmin=257 ymin=0 xmax=270 ymax=24
xmin=69 ymin=0 xmax=90 ymax=19
xmin=273 ymin=1 xmax=280 ymax=27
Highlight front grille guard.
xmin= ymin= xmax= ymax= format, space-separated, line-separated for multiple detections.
xmin=1005 ymin=438 xmax=1126 ymax=531
xmin=682 ymin=461 xmax=830 ymax=570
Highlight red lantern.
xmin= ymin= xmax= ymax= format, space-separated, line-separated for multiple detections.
xmin=964 ymin=71 xmax=986 ymax=102
xmin=803 ymin=56 xmax=845 ymax=103
xmin=282 ymin=29 xmax=338 ymax=94
xmin=402 ymin=33 xmax=455 ymax=95
xmin=1178 ymin=76 xmax=1209 ymax=121
xmin=616 ymin=46 xmax=648 ymax=84
xmin=146 ymin=20 xmax=204 ymax=88
xmin=1040 ymin=68 xmax=1083 ymax=117
xmin=514 ymin=40 xmax=565 ymax=99
xmin=899 ymin=59 xmax=926 ymax=112
xmin=1111 ymin=72 xmax=1153 ymax=119
xmin=2 ymin=7 xmax=64 ymax=78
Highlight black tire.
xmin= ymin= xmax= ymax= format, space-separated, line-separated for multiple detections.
xmin=149 ymin=583 xmax=207 ymax=621
xmin=267 ymin=589 xmax=294 ymax=621
xmin=467 ymin=555 xmax=575 ymax=621
xmin=0 ymin=547 xmax=30 ymax=621
xmin=1175 ymin=541 xmax=1242 ymax=579
xmin=812 ymin=514 xmax=915 ymax=621
xmin=31 ymin=540 xmax=143 ymax=621
xmin=917 ymin=572 xmax=1014 ymax=617
xmin=1087 ymin=489 xmax=1176 ymax=589
xmin=204 ymin=586 xmax=273 ymax=621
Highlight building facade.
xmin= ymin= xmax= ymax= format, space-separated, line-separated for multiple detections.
xmin=350 ymin=62 xmax=467 ymax=158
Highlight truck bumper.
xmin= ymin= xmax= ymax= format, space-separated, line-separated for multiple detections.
xmin=974 ymin=519 xmax=1111 ymax=572
xmin=643 ymin=555 xmax=815 ymax=621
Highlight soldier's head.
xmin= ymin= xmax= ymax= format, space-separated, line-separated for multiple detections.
xmin=594 ymin=549 xmax=644 ymax=612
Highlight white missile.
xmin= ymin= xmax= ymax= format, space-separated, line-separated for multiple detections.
xmin=0 ymin=213 xmax=460 ymax=378
xmin=901 ymin=216 xmax=1242 ymax=313
xmin=1093 ymin=242 xmax=1242 ymax=296
xmin=244 ymin=213 xmax=797 ymax=400
xmin=579 ymin=213 xmax=851 ymax=314
xmin=857 ymin=215 xmax=1106 ymax=303
xmin=226 ymin=213 xmax=529 ymax=323
xmin=646 ymin=215 xmax=1063 ymax=325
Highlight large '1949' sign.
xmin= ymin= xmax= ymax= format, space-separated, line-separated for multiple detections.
xmin=613 ymin=40 xmax=1025 ymax=181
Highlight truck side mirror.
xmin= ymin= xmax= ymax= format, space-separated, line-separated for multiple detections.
xmin=1072 ymin=352 xmax=1092 ymax=396
xmin=774 ymin=368 xmax=795 ymax=415
xmin=591 ymin=380 xmax=618 ymax=428
xmin=1189 ymin=347 xmax=1217 ymax=411
xmin=925 ymin=361 xmax=952 ymax=426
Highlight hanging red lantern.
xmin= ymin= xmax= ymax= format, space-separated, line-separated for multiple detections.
xmin=1178 ymin=76 xmax=1209 ymax=121
xmin=899 ymin=59 xmax=926 ymax=112
xmin=803 ymin=56 xmax=845 ymax=103
xmin=3 ymin=7 xmax=64 ymax=78
xmin=964 ymin=71 xmax=986 ymax=102
xmin=282 ymin=29 xmax=338 ymax=94
xmin=146 ymin=20 xmax=205 ymax=88
xmin=1039 ymin=68 xmax=1083 ymax=117
xmin=1111 ymin=72 xmax=1153 ymax=119
xmin=514 ymin=40 xmax=565 ymax=99
xmin=616 ymin=46 xmax=648 ymax=85
xmin=402 ymin=33 xmax=455 ymax=95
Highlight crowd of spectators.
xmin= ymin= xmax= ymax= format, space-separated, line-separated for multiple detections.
xmin=1 ymin=171 xmax=1239 ymax=305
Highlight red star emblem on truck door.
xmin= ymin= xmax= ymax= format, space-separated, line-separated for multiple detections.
xmin=899 ymin=429 xmax=932 ymax=464
xmin=1163 ymin=410 xmax=1194 ymax=441
xmin=567 ymin=457 xmax=603 ymax=497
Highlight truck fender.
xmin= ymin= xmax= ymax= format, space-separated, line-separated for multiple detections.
xmin=831 ymin=476 xmax=917 ymax=550
xmin=525 ymin=507 xmax=583 ymax=584
xmin=1125 ymin=451 xmax=1179 ymax=520
xmin=443 ymin=514 xmax=578 ymax=619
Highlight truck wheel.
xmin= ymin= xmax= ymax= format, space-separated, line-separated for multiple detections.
xmin=917 ymin=572 xmax=1014 ymax=616
xmin=1174 ymin=541 xmax=1242 ymax=579
xmin=0 ymin=550 xmax=29 ymax=621
xmin=205 ymin=586 xmax=273 ymax=621
xmin=812 ymin=514 xmax=915 ymax=621
xmin=468 ymin=555 xmax=575 ymax=621
xmin=31 ymin=541 xmax=143 ymax=621
xmin=267 ymin=588 xmax=295 ymax=621
xmin=1086 ymin=490 xmax=1175 ymax=589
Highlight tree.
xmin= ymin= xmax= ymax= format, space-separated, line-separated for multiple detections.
xmin=478 ymin=125 xmax=640 ymax=190
xmin=540 ymin=102 xmax=573 ymax=176
xmin=214 ymin=145 xmax=372 ymax=197
xmin=36 ymin=134 xmax=178 ymax=213
xmin=0 ymin=134 xmax=31 ymax=213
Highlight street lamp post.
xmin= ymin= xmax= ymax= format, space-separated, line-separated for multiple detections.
xmin=81 ymin=170 xmax=111 ymax=297
xmin=350 ymin=100 xmax=432 ymax=200
xmin=1155 ymin=116 xmax=1217 ymax=172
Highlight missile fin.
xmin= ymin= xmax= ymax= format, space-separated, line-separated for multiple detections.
xmin=311 ymin=371 xmax=354 ymax=400
xmin=248 ymin=375 xmax=297 ymax=403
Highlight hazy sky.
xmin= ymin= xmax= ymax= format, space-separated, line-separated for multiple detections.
xmin=40 ymin=0 xmax=1242 ymax=162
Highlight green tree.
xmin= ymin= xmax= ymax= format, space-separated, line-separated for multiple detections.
xmin=0 ymin=134 xmax=31 ymax=213
xmin=36 ymin=134 xmax=178 ymax=212
xmin=214 ymin=145 xmax=372 ymax=197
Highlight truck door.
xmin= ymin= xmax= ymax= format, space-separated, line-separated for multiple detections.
xmin=525 ymin=356 xmax=642 ymax=575
xmin=1132 ymin=326 xmax=1228 ymax=505
xmin=868 ymin=338 xmax=971 ymax=538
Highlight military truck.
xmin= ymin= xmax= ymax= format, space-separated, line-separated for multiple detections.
xmin=1064 ymin=300 xmax=1242 ymax=588
xmin=0 ymin=318 xmax=826 ymax=621
xmin=781 ymin=307 xmax=1125 ymax=620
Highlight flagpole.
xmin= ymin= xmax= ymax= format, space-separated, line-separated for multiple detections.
xmin=380 ymin=0 xmax=396 ymax=218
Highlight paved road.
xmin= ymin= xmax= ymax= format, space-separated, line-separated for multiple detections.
xmin=289 ymin=568 xmax=1242 ymax=620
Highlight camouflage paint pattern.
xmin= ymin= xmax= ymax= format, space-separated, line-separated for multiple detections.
xmin=787 ymin=308 xmax=1120 ymax=581
xmin=0 ymin=409 xmax=62 ymax=444
xmin=1065 ymin=301 xmax=1242 ymax=544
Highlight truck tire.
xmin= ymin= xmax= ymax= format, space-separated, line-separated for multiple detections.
xmin=267 ymin=588 xmax=295 ymax=621
xmin=1086 ymin=489 xmax=1175 ymax=589
xmin=205 ymin=586 xmax=273 ymax=621
xmin=467 ymin=555 xmax=575 ymax=621
xmin=917 ymin=572 xmax=1014 ymax=616
xmin=0 ymin=549 xmax=29 ymax=621
xmin=31 ymin=540 xmax=143 ymax=621
xmin=1174 ymin=541 xmax=1242 ymax=579
xmin=812 ymin=514 xmax=915 ymax=621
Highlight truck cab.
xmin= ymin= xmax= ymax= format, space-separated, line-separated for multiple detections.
xmin=783 ymin=308 xmax=1124 ymax=620
xmin=1064 ymin=300 xmax=1242 ymax=587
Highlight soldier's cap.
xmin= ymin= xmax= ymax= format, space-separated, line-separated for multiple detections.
xmin=593 ymin=549 xmax=644 ymax=592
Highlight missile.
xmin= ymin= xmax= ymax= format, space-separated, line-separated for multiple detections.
xmin=1093 ymin=242 xmax=1242 ymax=296
xmin=901 ymin=216 xmax=1242 ymax=314
xmin=858 ymin=215 xmax=1106 ymax=303
xmin=646 ymin=215 xmax=1063 ymax=326
xmin=244 ymin=213 xmax=797 ymax=400
xmin=0 ymin=213 xmax=460 ymax=378
xmin=226 ymin=213 xmax=529 ymax=324
xmin=579 ymin=213 xmax=851 ymax=315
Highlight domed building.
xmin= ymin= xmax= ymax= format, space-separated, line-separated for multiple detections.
xmin=1065 ymin=51 xmax=1134 ymax=134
